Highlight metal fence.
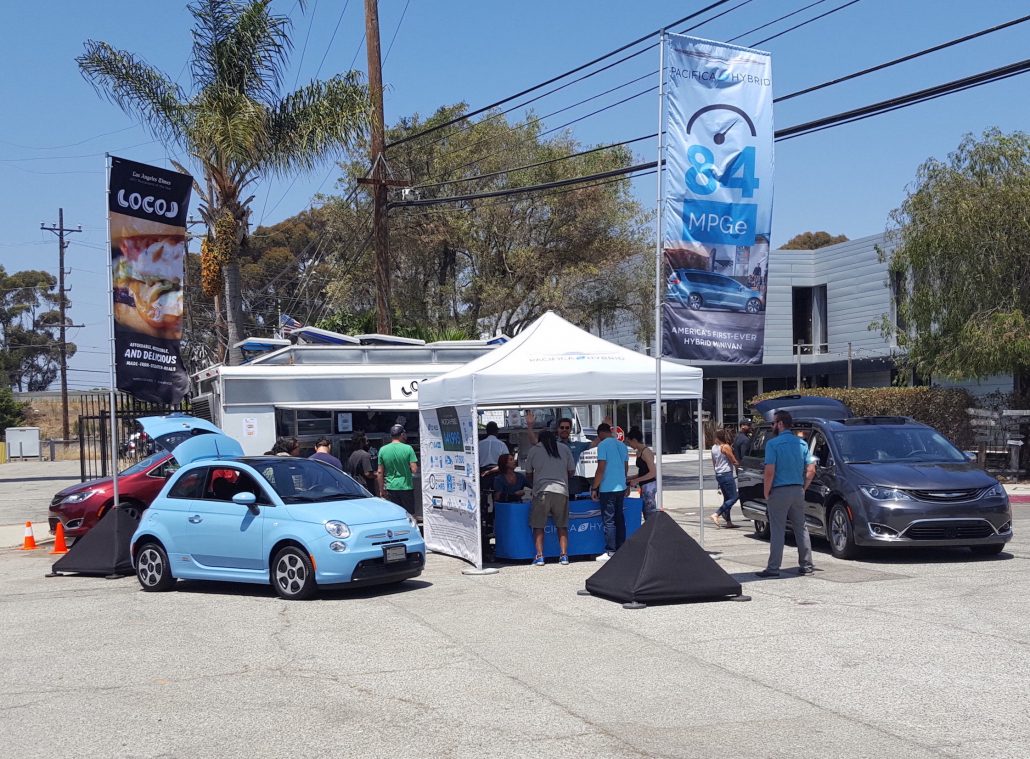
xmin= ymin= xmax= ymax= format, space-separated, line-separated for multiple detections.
xmin=77 ymin=393 xmax=189 ymax=482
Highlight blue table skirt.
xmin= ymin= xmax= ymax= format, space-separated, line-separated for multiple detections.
xmin=494 ymin=495 xmax=642 ymax=560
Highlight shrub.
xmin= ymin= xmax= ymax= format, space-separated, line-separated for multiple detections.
xmin=0 ymin=386 xmax=28 ymax=438
xmin=747 ymin=386 xmax=975 ymax=448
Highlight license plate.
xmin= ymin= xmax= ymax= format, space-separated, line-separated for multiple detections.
xmin=383 ymin=544 xmax=406 ymax=564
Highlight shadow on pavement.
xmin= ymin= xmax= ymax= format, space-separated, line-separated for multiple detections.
xmin=171 ymin=578 xmax=433 ymax=600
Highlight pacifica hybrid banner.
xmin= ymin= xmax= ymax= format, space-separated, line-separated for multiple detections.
xmin=420 ymin=405 xmax=482 ymax=568
xmin=108 ymin=156 xmax=193 ymax=404
xmin=661 ymin=34 xmax=773 ymax=364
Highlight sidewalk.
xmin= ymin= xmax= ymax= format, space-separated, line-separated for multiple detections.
xmin=0 ymin=459 xmax=81 ymax=547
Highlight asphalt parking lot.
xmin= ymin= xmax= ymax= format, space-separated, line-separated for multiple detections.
xmin=1 ymin=460 xmax=1029 ymax=759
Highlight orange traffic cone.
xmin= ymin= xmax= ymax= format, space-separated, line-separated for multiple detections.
xmin=49 ymin=522 xmax=68 ymax=555
xmin=19 ymin=522 xmax=38 ymax=551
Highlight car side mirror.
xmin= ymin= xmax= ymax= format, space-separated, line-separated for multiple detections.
xmin=232 ymin=492 xmax=258 ymax=512
xmin=964 ymin=451 xmax=976 ymax=462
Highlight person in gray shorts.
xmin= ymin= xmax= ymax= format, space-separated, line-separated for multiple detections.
xmin=756 ymin=410 xmax=817 ymax=577
xmin=523 ymin=430 xmax=576 ymax=566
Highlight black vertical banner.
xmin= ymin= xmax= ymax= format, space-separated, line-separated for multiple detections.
xmin=108 ymin=157 xmax=193 ymax=405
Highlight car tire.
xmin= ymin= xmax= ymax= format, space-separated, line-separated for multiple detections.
xmin=828 ymin=503 xmax=861 ymax=560
xmin=752 ymin=519 xmax=770 ymax=540
xmin=969 ymin=544 xmax=1005 ymax=557
xmin=136 ymin=542 xmax=176 ymax=592
xmin=688 ymin=293 xmax=703 ymax=310
xmin=745 ymin=297 xmax=762 ymax=314
xmin=271 ymin=546 xmax=317 ymax=600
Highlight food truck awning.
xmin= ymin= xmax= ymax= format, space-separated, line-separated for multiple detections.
xmin=274 ymin=400 xmax=419 ymax=411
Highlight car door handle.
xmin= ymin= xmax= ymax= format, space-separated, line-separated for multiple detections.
xmin=188 ymin=515 xmax=203 ymax=524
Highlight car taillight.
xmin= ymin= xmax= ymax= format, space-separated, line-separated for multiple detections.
xmin=670 ymin=276 xmax=680 ymax=285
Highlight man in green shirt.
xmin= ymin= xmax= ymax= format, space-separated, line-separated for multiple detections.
xmin=377 ymin=424 xmax=419 ymax=516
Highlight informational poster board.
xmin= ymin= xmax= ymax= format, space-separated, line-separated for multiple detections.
xmin=420 ymin=405 xmax=481 ymax=567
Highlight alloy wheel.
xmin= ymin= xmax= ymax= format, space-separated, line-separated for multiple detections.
xmin=830 ymin=508 xmax=850 ymax=552
xmin=137 ymin=547 xmax=164 ymax=587
xmin=275 ymin=552 xmax=308 ymax=597
xmin=688 ymin=294 xmax=703 ymax=310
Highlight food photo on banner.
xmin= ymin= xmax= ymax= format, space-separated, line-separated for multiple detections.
xmin=420 ymin=405 xmax=481 ymax=566
xmin=108 ymin=156 xmax=193 ymax=404
xmin=661 ymin=34 xmax=773 ymax=364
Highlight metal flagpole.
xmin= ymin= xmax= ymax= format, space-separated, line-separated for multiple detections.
xmin=105 ymin=154 xmax=121 ymax=576
xmin=653 ymin=30 xmax=666 ymax=513
xmin=698 ymin=401 xmax=705 ymax=547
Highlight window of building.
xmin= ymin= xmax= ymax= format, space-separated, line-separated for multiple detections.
xmin=792 ymin=285 xmax=828 ymax=354
xmin=890 ymin=270 xmax=908 ymax=335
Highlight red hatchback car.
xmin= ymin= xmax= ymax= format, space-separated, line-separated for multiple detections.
xmin=48 ymin=452 xmax=178 ymax=539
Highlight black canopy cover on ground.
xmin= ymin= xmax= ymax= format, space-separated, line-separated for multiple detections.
xmin=50 ymin=507 xmax=140 ymax=577
xmin=584 ymin=511 xmax=743 ymax=605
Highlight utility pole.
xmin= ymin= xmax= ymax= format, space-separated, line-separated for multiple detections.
xmin=847 ymin=341 xmax=853 ymax=388
xmin=359 ymin=0 xmax=409 ymax=335
xmin=41 ymin=209 xmax=82 ymax=442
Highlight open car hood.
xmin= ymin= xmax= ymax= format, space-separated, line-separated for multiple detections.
xmin=753 ymin=395 xmax=852 ymax=422
xmin=136 ymin=414 xmax=243 ymax=465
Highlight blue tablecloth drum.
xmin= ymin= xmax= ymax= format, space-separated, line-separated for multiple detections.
xmin=493 ymin=494 xmax=643 ymax=560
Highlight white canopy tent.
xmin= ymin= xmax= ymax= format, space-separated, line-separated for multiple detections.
xmin=418 ymin=311 xmax=707 ymax=569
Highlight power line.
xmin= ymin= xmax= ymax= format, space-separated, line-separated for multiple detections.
xmin=389 ymin=57 xmax=1030 ymax=209
xmin=726 ymin=0 xmax=829 ymax=42
xmin=776 ymin=12 xmax=1030 ymax=102
xmin=382 ymin=0 xmax=410 ymax=65
xmin=776 ymin=57 xmax=1030 ymax=140
xmin=750 ymin=0 xmax=861 ymax=47
xmin=386 ymin=0 xmax=738 ymax=149
xmin=314 ymin=0 xmax=351 ymax=79
xmin=292 ymin=0 xmax=320 ymax=90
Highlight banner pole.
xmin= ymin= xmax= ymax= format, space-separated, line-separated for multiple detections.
xmin=653 ymin=30 xmax=666 ymax=512
xmin=698 ymin=401 xmax=705 ymax=547
xmin=105 ymin=154 xmax=121 ymax=576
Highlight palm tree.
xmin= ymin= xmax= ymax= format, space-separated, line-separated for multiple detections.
xmin=78 ymin=0 xmax=368 ymax=364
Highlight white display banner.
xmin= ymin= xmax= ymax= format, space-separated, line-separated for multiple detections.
xmin=420 ymin=405 xmax=481 ymax=567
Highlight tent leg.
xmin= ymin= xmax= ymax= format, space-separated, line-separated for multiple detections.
xmin=731 ymin=594 xmax=752 ymax=602
xmin=622 ymin=601 xmax=647 ymax=610
xmin=576 ymin=589 xmax=592 ymax=596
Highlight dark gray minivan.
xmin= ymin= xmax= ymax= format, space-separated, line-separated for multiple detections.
xmin=737 ymin=396 xmax=1012 ymax=559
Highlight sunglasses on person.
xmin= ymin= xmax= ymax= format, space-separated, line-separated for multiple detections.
xmin=558 ymin=425 xmax=571 ymax=431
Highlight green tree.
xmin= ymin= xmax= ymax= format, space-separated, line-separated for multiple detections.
xmin=77 ymin=0 xmax=369 ymax=364
xmin=781 ymin=231 xmax=849 ymax=250
xmin=0 ymin=267 xmax=74 ymax=391
xmin=321 ymin=103 xmax=653 ymax=338
xmin=882 ymin=128 xmax=1030 ymax=394
xmin=0 ymin=385 xmax=28 ymax=435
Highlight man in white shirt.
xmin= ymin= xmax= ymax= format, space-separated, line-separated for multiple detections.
xmin=478 ymin=421 xmax=509 ymax=473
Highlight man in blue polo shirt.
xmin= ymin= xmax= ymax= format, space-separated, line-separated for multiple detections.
xmin=756 ymin=410 xmax=817 ymax=577
xmin=591 ymin=422 xmax=629 ymax=560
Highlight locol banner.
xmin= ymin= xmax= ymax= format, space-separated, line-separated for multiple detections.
xmin=661 ymin=34 xmax=774 ymax=364
xmin=419 ymin=405 xmax=482 ymax=567
xmin=108 ymin=156 xmax=193 ymax=404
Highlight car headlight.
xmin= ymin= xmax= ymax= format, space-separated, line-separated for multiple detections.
xmin=61 ymin=489 xmax=103 ymax=504
xmin=407 ymin=513 xmax=419 ymax=528
xmin=325 ymin=520 xmax=351 ymax=538
xmin=983 ymin=483 xmax=1006 ymax=498
xmin=860 ymin=486 xmax=912 ymax=501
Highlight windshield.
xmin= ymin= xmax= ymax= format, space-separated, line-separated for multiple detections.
xmin=833 ymin=427 xmax=966 ymax=464
xmin=244 ymin=458 xmax=372 ymax=503
xmin=119 ymin=451 xmax=166 ymax=476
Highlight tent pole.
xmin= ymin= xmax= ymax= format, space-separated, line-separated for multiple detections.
xmin=653 ymin=29 xmax=667 ymax=512
xmin=698 ymin=399 xmax=705 ymax=548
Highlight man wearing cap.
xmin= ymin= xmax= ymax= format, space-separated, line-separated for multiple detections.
xmin=756 ymin=410 xmax=817 ymax=578
xmin=732 ymin=421 xmax=754 ymax=462
xmin=377 ymin=424 xmax=419 ymax=516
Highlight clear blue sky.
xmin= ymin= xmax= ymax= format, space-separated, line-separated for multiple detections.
xmin=2 ymin=0 xmax=1028 ymax=389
